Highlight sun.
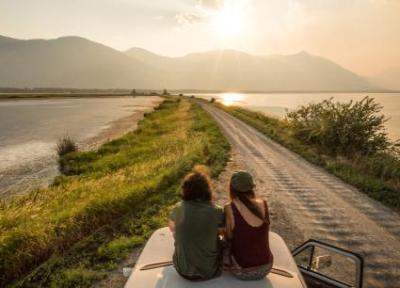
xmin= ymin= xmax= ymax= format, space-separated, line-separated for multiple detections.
xmin=211 ymin=3 xmax=246 ymax=38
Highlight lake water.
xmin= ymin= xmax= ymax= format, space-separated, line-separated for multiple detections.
xmin=195 ymin=92 xmax=400 ymax=141
xmin=0 ymin=96 xmax=162 ymax=197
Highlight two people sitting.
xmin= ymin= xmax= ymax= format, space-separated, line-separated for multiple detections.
xmin=169 ymin=165 xmax=273 ymax=281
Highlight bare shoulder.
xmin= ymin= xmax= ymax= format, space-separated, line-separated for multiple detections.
xmin=255 ymin=198 xmax=267 ymax=214
xmin=255 ymin=198 xmax=264 ymax=204
xmin=255 ymin=198 xmax=265 ymax=207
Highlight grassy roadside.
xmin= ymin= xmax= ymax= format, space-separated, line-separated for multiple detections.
xmin=215 ymin=103 xmax=400 ymax=210
xmin=0 ymin=98 xmax=230 ymax=287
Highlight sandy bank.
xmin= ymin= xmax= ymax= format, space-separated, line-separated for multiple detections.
xmin=0 ymin=97 xmax=163 ymax=200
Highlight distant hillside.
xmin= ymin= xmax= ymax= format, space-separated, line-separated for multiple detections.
xmin=125 ymin=47 xmax=176 ymax=68
xmin=0 ymin=34 xmax=379 ymax=91
xmin=370 ymin=67 xmax=400 ymax=90
xmin=0 ymin=35 xmax=19 ymax=43
xmin=126 ymin=49 xmax=377 ymax=91
xmin=0 ymin=36 xmax=155 ymax=89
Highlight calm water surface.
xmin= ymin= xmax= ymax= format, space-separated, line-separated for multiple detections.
xmin=196 ymin=93 xmax=400 ymax=141
xmin=0 ymin=96 xmax=161 ymax=196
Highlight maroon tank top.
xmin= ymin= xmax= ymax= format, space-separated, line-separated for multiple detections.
xmin=231 ymin=201 xmax=273 ymax=268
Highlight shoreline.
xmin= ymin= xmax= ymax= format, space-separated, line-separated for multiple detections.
xmin=0 ymin=93 xmax=169 ymax=100
xmin=83 ymin=98 xmax=162 ymax=150
xmin=0 ymin=94 xmax=132 ymax=100
xmin=0 ymin=99 xmax=230 ymax=286
xmin=0 ymin=97 xmax=163 ymax=200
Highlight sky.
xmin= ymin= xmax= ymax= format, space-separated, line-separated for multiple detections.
xmin=0 ymin=0 xmax=399 ymax=76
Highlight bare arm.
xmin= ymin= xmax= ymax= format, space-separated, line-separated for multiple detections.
xmin=218 ymin=227 xmax=225 ymax=238
xmin=169 ymin=220 xmax=176 ymax=238
xmin=224 ymin=204 xmax=234 ymax=240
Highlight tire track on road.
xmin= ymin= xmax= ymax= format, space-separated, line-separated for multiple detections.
xmin=202 ymin=104 xmax=400 ymax=288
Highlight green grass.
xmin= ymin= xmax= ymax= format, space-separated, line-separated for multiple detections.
xmin=216 ymin=104 xmax=400 ymax=210
xmin=0 ymin=98 xmax=230 ymax=287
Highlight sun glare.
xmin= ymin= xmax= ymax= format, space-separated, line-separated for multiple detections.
xmin=211 ymin=2 xmax=246 ymax=38
xmin=220 ymin=93 xmax=245 ymax=106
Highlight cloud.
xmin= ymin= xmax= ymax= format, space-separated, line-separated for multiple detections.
xmin=175 ymin=13 xmax=205 ymax=26
xmin=174 ymin=0 xmax=222 ymax=26
xmin=175 ymin=0 xmax=249 ymax=27
xmin=197 ymin=0 xmax=224 ymax=10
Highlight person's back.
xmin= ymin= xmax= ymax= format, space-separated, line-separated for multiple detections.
xmin=225 ymin=171 xmax=273 ymax=280
xmin=171 ymin=200 xmax=223 ymax=279
xmin=169 ymin=166 xmax=224 ymax=280
xmin=230 ymin=199 xmax=272 ymax=268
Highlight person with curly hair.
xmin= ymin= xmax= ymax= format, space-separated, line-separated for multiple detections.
xmin=169 ymin=165 xmax=224 ymax=281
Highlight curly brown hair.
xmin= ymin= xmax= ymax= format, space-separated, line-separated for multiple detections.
xmin=181 ymin=165 xmax=213 ymax=202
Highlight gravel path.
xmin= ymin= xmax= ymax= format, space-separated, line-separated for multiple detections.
xmin=201 ymin=103 xmax=400 ymax=288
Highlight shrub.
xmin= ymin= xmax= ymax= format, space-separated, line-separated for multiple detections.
xmin=286 ymin=97 xmax=390 ymax=157
xmin=57 ymin=136 xmax=78 ymax=157
xmin=217 ymin=101 xmax=400 ymax=209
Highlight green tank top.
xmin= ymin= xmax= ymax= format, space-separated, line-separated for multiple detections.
xmin=170 ymin=200 xmax=224 ymax=279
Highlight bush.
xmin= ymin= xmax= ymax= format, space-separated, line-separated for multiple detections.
xmin=286 ymin=97 xmax=390 ymax=157
xmin=217 ymin=101 xmax=400 ymax=209
xmin=57 ymin=136 xmax=78 ymax=157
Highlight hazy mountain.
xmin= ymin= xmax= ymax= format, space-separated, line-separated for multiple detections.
xmin=0 ymin=34 xmax=379 ymax=91
xmin=369 ymin=67 xmax=400 ymax=90
xmin=127 ymin=49 xmax=377 ymax=91
xmin=0 ymin=35 xmax=19 ymax=43
xmin=126 ymin=47 xmax=176 ymax=68
xmin=0 ymin=36 xmax=155 ymax=89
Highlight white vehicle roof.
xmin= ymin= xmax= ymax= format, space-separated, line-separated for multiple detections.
xmin=125 ymin=227 xmax=306 ymax=288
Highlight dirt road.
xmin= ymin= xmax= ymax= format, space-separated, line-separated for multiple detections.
xmin=202 ymin=103 xmax=400 ymax=288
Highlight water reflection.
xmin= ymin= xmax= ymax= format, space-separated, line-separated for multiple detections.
xmin=220 ymin=93 xmax=245 ymax=106
xmin=0 ymin=96 xmax=162 ymax=197
xmin=196 ymin=92 xmax=400 ymax=141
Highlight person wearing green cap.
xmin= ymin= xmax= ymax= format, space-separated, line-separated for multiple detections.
xmin=224 ymin=170 xmax=273 ymax=280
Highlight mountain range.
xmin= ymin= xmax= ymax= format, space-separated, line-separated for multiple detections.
xmin=0 ymin=34 xmax=393 ymax=91
xmin=369 ymin=67 xmax=400 ymax=90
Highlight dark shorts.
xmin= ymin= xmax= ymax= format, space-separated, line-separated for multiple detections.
xmin=176 ymin=268 xmax=221 ymax=282
xmin=231 ymin=256 xmax=273 ymax=280
xmin=176 ymin=271 xmax=204 ymax=281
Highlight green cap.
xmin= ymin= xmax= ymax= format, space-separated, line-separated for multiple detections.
xmin=230 ymin=171 xmax=255 ymax=192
